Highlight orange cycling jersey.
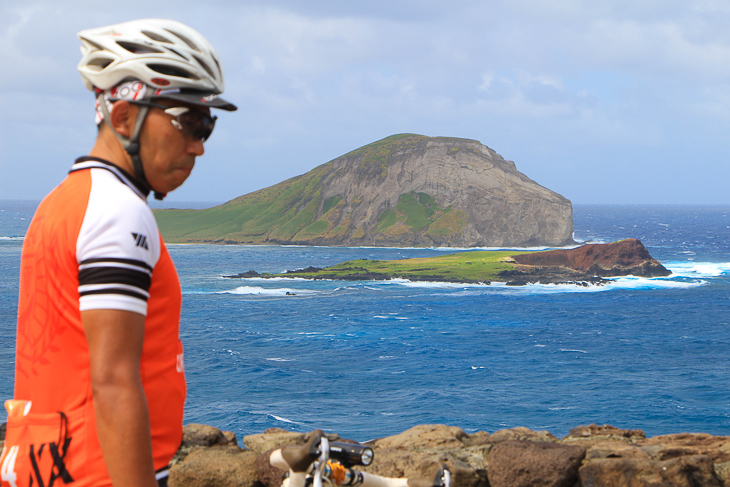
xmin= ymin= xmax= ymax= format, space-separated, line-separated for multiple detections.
xmin=1 ymin=157 xmax=186 ymax=487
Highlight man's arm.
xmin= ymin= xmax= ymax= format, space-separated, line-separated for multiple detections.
xmin=83 ymin=308 xmax=158 ymax=487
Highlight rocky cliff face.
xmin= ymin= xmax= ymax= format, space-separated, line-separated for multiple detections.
xmin=315 ymin=134 xmax=575 ymax=247
xmin=156 ymin=134 xmax=575 ymax=247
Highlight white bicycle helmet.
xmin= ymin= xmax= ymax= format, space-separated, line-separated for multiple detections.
xmin=78 ymin=19 xmax=236 ymax=111
xmin=77 ymin=19 xmax=236 ymax=200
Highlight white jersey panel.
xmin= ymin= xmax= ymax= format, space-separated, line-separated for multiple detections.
xmin=76 ymin=167 xmax=161 ymax=314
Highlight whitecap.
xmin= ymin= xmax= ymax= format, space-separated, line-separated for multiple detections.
xmin=605 ymin=276 xmax=706 ymax=290
xmin=489 ymin=281 xmax=606 ymax=294
xmin=489 ymin=276 xmax=705 ymax=294
xmin=392 ymin=279 xmax=489 ymax=289
xmin=266 ymin=357 xmax=295 ymax=362
xmin=268 ymin=414 xmax=305 ymax=425
xmin=217 ymin=286 xmax=317 ymax=296
xmin=666 ymin=262 xmax=730 ymax=278
xmin=373 ymin=315 xmax=409 ymax=320
xmin=225 ymin=276 xmax=314 ymax=282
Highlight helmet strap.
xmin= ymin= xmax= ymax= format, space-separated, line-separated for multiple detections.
xmin=96 ymin=91 xmax=167 ymax=200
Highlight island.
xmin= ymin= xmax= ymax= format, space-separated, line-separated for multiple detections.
xmin=155 ymin=134 xmax=575 ymax=248
xmin=225 ymin=239 xmax=671 ymax=285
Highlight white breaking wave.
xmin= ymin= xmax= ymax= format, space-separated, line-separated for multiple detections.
xmin=391 ymin=279 xmax=489 ymax=289
xmin=666 ymin=261 xmax=730 ymax=278
xmin=268 ymin=414 xmax=306 ymax=425
xmin=374 ymin=314 xmax=408 ymax=320
xmin=225 ymin=276 xmax=314 ymax=282
xmin=217 ymin=286 xmax=317 ymax=296
xmin=213 ymin=262 xmax=726 ymax=297
xmin=606 ymin=276 xmax=705 ymax=290
xmin=484 ymin=277 xmax=704 ymax=294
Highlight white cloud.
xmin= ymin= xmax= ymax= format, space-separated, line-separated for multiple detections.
xmin=1 ymin=0 xmax=730 ymax=203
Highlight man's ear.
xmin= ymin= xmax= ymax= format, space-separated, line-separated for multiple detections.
xmin=108 ymin=100 xmax=138 ymax=138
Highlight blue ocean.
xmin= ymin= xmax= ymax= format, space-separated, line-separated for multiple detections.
xmin=1 ymin=201 xmax=729 ymax=442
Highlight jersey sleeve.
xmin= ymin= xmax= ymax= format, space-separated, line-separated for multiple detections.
xmin=76 ymin=169 xmax=161 ymax=315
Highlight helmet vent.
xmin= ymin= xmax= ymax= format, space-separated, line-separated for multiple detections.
xmin=117 ymin=41 xmax=164 ymax=55
xmin=148 ymin=64 xmax=200 ymax=80
xmin=163 ymin=29 xmax=200 ymax=52
xmin=86 ymin=56 xmax=115 ymax=71
xmin=192 ymin=54 xmax=216 ymax=79
xmin=81 ymin=38 xmax=106 ymax=52
xmin=141 ymin=30 xmax=174 ymax=44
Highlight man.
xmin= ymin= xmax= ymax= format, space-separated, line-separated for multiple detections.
xmin=0 ymin=19 xmax=236 ymax=487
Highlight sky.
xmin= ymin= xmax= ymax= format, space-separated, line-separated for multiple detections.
xmin=1 ymin=0 xmax=729 ymax=205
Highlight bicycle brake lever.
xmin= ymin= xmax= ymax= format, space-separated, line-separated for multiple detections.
xmin=313 ymin=437 xmax=330 ymax=487
xmin=436 ymin=465 xmax=451 ymax=487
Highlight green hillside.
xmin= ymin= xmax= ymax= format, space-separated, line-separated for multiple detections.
xmin=252 ymin=250 xmax=530 ymax=283
xmin=155 ymin=161 xmax=332 ymax=243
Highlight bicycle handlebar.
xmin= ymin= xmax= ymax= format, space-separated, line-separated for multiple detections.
xmin=270 ymin=430 xmax=451 ymax=487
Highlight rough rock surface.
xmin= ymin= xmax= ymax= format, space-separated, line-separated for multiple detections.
xmin=487 ymin=441 xmax=587 ymax=487
xmin=153 ymin=423 xmax=730 ymax=487
xmin=314 ymin=135 xmax=575 ymax=247
xmin=502 ymin=238 xmax=671 ymax=285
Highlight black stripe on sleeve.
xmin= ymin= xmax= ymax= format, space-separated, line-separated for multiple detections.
xmin=79 ymin=266 xmax=152 ymax=292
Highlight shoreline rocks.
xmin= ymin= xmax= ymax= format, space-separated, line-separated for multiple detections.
xmin=160 ymin=423 xmax=730 ymax=487
xmin=502 ymin=238 xmax=671 ymax=285
xmin=225 ymin=239 xmax=672 ymax=287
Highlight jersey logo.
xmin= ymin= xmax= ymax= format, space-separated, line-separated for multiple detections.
xmin=1 ymin=438 xmax=75 ymax=487
xmin=29 ymin=438 xmax=75 ymax=487
xmin=131 ymin=233 xmax=149 ymax=250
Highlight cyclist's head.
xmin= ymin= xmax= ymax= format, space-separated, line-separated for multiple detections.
xmin=78 ymin=18 xmax=236 ymax=111
xmin=77 ymin=19 xmax=236 ymax=199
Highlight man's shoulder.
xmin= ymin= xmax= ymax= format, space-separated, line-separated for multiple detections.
xmin=87 ymin=166 xmax=149 ymax=206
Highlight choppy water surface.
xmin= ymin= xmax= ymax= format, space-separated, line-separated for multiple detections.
xmin=1 ymin=202 xmax=728 ymax=441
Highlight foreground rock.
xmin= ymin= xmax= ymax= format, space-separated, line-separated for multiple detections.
xmin=161 ymin=423 xmax=730 ymax=487
xmin=501 ymin=238 xmax=671 ymax=285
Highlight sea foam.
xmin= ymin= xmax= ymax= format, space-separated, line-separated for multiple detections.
xmin=666 ymin=261 xmax=730 ymax=278
xmin=217 ymin=286 xmax=317 ymax=296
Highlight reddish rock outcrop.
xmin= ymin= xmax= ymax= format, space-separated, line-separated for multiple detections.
xmin=513 ymin=239 xmax=671 ymax=277
xmin=501 ymin=239 xmax=671 ymax=285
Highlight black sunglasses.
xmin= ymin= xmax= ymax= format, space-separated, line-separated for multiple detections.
xmin=122 ymin=100 xmax=218 ymax=142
